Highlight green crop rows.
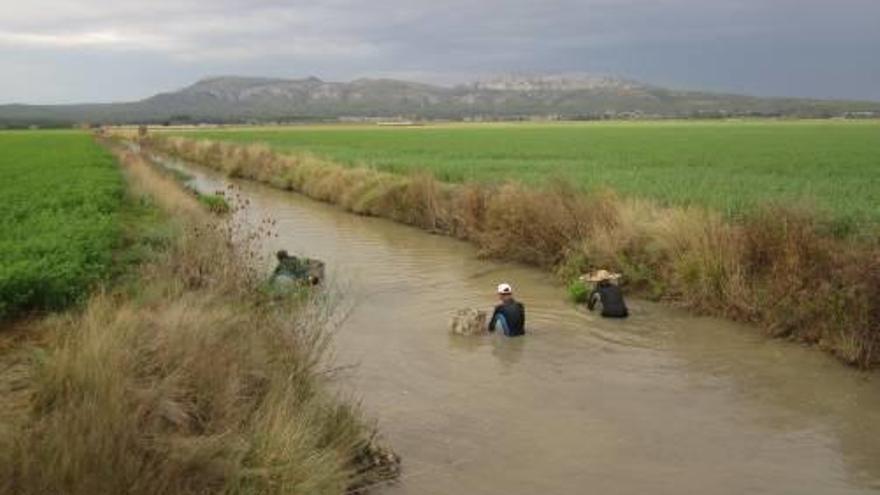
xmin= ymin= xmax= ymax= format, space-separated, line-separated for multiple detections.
xmin=0 ymin=131 xmax=123 ymax=320
xmin=175 ymin=120 xmax=880 ymax=227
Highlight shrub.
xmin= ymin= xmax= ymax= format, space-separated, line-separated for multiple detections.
xmin=568 ymin=279 xmax=590 ymax=303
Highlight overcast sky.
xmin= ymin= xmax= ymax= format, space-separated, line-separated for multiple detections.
xmin=2 ymin=0 xmax=879 ymax=104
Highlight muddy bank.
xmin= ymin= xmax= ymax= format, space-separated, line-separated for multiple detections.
xmin=140 ymin=135 xmax=880 ymax=367
xmin=164 ymin=154 xmax=880 ymax=494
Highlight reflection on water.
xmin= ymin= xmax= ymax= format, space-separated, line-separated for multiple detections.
xmin=173 ymin=157 xmax=880 ymax=495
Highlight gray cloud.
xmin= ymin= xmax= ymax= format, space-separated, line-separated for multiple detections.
xmin=2 ymin=0 xmax=879 ymax=103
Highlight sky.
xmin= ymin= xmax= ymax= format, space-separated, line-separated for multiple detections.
xmin=2 ymin=0 xmax=879 ymax=104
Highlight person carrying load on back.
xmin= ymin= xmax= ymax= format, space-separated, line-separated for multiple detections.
xmin=582 ymin=269 xmax=628 ymax=318
xmin=271 ymin=250 xmax=324 ymax=286
xmin=488 ymin=283 xmax=526 ymax=337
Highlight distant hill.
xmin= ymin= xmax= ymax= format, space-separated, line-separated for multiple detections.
xmin=2 ymin=74 xmax=879 ymax=127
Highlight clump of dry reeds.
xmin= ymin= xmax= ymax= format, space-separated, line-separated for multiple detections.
xmin=143 ymin=135 xmax=880 ymax=367
xmin=0 ymin=150 xmax=398 ymax=495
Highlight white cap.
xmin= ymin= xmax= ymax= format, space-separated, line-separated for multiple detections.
xmin=497 ymin=283 xmax=513 ymax=295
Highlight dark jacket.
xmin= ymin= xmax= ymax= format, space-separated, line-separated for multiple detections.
xmin=273 ymin=256 xmax=309 ymax=280
xmin=488 ymin=299 xmax=526 ymax=336
xmin=271 ymin=255 xmax=325 ymax=285
xmin=588 ymin=282 xmax=628 ymax=318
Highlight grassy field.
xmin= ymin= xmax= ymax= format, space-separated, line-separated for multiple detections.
xmin=0 ymin=130 xmax=123 ymax=320
xmin=172 ymin=121 xmax=880 ymax=227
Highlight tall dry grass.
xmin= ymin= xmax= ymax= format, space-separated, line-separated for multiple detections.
xmin=0 ymin=150 xmax=398 ymax=495
xmin=143 ymin=135 xmax=880 ymax=367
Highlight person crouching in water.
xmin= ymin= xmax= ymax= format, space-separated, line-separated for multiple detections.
xmin=488 ymin=283 xmax=526 ymax=337
xmin=582 ymin=269 xmax=629 ymax=318
xmin=271 ymin=250 xmax=323 ymax=286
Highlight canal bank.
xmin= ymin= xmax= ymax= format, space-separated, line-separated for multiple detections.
xmin=0 ymin=147 xmax=398 ymax=495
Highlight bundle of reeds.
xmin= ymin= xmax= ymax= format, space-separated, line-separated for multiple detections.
xmin=450 ymin=308 xmax=489 ymax=336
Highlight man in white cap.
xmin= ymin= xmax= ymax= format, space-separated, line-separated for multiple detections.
xmin=488 ymin=283 xmax=526 ymax=336
xmin=582 ymin=269 xmax=628 ymax=318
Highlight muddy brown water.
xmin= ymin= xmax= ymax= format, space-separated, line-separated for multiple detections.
xmin=169 ymin=157 xmax=880 ymax=495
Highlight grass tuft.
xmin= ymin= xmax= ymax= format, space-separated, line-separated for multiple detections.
xmin=197 ymin=193 xmax=232 ymax=214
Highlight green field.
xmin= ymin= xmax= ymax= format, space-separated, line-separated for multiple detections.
xmin=173 ymin=121 xmax=880 ymax=226
xmin=0 ymin=131 xmax=123 ymax=319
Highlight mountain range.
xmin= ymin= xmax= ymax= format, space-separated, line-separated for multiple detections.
xmin=2 ymin=74 xmax=878 ymax=127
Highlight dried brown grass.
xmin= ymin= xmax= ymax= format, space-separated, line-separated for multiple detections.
xmin=144 ymin=135 xmax=880 ymax=367
xmin=0 ymin=150 xmax=397 ymax=495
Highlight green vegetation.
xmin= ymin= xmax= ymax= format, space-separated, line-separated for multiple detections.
xmin=568 ymin=279 xmax=590 ymax=304
xmin=173 ymin=121 xmax=880 ymax=227
xmin=0 ymin=131 xmax=124 ymax=320
xmin=196 ymin=192 xmax=231 ymax=213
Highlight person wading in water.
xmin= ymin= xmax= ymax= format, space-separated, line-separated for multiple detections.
xmin=583 ymin=269 xmax=629 ymax=318
xmin=488 ymin=283 xmax=526 ymax=337
xmin=271 ymin=250 xmax=324 ymax=286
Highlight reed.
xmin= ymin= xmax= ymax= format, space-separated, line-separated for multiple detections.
xmin=142 ymin=135 xmax=880 ymax=367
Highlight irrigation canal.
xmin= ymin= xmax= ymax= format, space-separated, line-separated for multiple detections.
xmin=162 ymin=154 xmax=880 ymax=495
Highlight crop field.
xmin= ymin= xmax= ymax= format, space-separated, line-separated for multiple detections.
xmin=0 ymin=130 xmax=123 ymax=319
xmin=172 ymin=121 xmax=880 ymax=226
